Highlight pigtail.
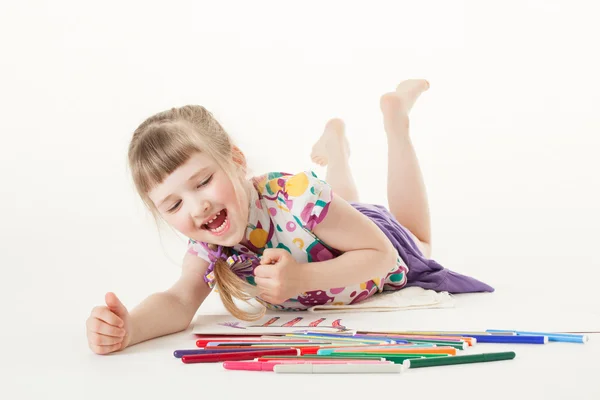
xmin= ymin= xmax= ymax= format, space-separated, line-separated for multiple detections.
xmin=210 ymin=246 xmax=266 ymax=321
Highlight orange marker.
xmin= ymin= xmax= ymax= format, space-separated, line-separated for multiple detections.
xmin=332 ymin=347 xmax=456 ymax=355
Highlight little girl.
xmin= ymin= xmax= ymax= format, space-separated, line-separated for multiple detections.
xmin=86 ymin=79 xmax=492 ymax=355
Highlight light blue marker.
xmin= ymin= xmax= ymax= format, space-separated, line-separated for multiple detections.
xmin=304 ymin=332 xmax=404 ymax=343
xmin=317 ymin=344 xmax=436 ymax=356
xmin=290 ymin=332 xmax=399 ymax=344
xmin=486 ymin=330 xmax=589 ymax=344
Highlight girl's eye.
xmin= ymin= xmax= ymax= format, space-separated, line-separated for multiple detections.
xmin=197 ymin=175 xmax=213 ymax=189
xmin=167 ymin=202 xmax=181 ymax=213
xmin=167 ymin=175 xmax=213 ymax=213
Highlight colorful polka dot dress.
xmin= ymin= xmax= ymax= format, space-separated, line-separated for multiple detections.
xmin=188 ymin=170 xmax=409 ymax=311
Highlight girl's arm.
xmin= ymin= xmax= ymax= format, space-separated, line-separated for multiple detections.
xmin=127 ymin=252 xmax=212 ymax=346
xmin=303 ymin=196 xmax=398 ymax=291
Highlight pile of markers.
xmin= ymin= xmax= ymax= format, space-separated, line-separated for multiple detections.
xmin=174 ymin=329 xmax=589 ymax=374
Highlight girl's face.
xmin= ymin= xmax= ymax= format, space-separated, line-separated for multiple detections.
xmin=148 ymin=151 xmax=249 ymax=247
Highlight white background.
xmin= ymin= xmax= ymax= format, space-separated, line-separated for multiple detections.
xmin=1 ymin=1 xmax=599 ymax=399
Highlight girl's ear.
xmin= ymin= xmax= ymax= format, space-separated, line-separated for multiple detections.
xmin=231 ymin=145 xmax=247 ymax=173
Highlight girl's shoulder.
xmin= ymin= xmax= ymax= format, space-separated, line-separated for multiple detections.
xmin=250 ymin=170 xmax=333 ymax=231
xmin=251 ymin=170 xmax=328 ymax=198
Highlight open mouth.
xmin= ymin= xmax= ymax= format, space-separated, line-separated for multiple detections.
xmin=201 ymin=209 xmax=229 ymax=235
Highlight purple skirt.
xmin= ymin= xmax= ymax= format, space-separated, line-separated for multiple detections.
xmin=351 ymin=202 xmax=494 ymax=293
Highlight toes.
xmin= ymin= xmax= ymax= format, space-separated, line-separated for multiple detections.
xmin=395 ymin=78 xmax=424 ymax=88
xmin=325 ymin=118 xmax=345 ymax=132
xmin=395 ymin=79 xmax=429 ymax=94
xmin=311 ymin=156 xmax=327 ymax=166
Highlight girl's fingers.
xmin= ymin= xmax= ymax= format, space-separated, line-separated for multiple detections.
xmin=259 ymin=253 xmax=280 ymax=265
xmin=254 ymin=277 xmax=275 ymax=288
xmin=253 ymin=265 xmax=273 ymax=278
xmin=87 ymin=318 xmax=126 ymax=337
xmin=90 ymin=343 xmax=122 ymax=355
xmin=259 ymin=257 xmax=273 ymax=265
xmin=88 ymin=332 xmax=124 ymax=346
xmin=91 ymin=307 xmax=124 ymax=328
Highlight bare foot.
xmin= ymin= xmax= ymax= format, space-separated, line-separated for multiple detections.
xmin=310 ymin=118 xmax=350 ymax=167
xmin=380 ymin=79 xmax=429 ymax=135
xmin=395 ymin=79 xmax=430 ymax=114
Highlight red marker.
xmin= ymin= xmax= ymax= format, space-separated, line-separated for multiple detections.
xmin=196 ymin=338 xmax=313 ymax=347
xmin=297 ymin=346 xmax=323 ymax=355
xmin=181 ymin=348 xmax=300 ymax=364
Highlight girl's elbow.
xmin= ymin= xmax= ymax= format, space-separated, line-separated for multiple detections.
xmin=380 ymin=246 xmax=398 ymax=274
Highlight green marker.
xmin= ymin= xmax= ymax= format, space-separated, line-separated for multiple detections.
xmin=403 ymin=351 xmax=516 ymax=369
xmin=331 ymin=353 xmax=448 ymax=363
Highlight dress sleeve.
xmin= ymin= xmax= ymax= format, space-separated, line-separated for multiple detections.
xmin=187 ymin=238 xmax=211 ymax=262
xmin=283 ymin=170 xmax=334 ymax=231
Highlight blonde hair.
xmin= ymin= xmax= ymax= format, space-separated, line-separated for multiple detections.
xmin=127 ymin=105 xmax=265 ymax=321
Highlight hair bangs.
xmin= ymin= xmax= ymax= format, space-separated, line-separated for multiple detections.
xmin=131 ymin=121 xmax=204 ymax=194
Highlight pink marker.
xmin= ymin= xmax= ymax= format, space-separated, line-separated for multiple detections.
xmin=223 ymin=360 xmax=391 ymax=371
xmin=262 ymin=359 xmax=392 ymax=365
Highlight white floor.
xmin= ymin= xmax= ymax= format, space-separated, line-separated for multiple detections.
xmin=5 ymin=289 xmax=599 ymax=400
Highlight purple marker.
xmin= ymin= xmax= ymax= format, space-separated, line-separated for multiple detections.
xmin=173 ymin=347 xmax=292 ymax=358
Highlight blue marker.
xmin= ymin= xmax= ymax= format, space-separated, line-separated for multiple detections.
xmin=486 ymin=330 xmax=589 ymax=344
xmin=462 ymin=335 xmax=547 ymax=344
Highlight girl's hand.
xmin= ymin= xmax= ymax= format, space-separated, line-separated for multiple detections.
xmin=254 ymin=249 xmax=305 ymax=305
xmin=86 ymin=292 xmax=132 ymax=354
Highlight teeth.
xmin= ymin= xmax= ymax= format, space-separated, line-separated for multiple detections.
xmin=206 ymin=211 xmax=222 ymax=225
xmin=209 ymin=216 xmax=228 ymax=233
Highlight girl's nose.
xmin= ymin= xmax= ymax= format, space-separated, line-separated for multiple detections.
xmin=191 ymin=199 xmax=211 ymax=219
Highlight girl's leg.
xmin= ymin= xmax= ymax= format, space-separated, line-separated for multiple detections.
xmin=379 ymin=79 xmax=432 ymax=257
xmin=310 ymin=118 xmax=360 ymax=203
